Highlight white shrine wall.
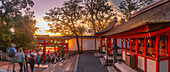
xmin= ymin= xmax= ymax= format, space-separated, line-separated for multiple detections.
xmin=159 ymin=60 xmax=168 ymax=72
xmin=122 ymin=51 xmax=126 ymax=60
xmin=68 ymin=38 xmax=100 ymax=51
xmin=147 ymin=59 xmax=156 ymax=72
xmin=138 ymin=56 xmax=144 ymax=70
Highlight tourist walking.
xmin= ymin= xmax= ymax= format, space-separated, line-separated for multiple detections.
xmin=7 ymin=43 xmax=17 ymax=72
xmin=47 ymin=54 xmax=51 ymax=66
xmin=17 ymin=48 xmax=25 ymax=72
xmin=36 ymin=54 xmax=40 ymax=67
xmin=24 ymin=52 xmax=29 ymax=72
xmin=29 ymin=55 xmax=35 ymax=72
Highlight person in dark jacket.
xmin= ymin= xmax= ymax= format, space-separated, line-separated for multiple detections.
xmin=29 ymin=55 xmax=35 ymax=72
xmin=24 ymin=52 xmax=29 ymax=72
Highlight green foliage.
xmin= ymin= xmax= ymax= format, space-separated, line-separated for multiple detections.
xmin=12 ymin=8 xmax=38 ymax=49
xmin=57 ymin=45 xmax=66 ymax=57
xmin=0 ymin=0 xmax=35 ymax=52
xmin=118 ymin=0 xmax=154 ymax=20
xmin=84 ymin=0 xmax=116 ymax=33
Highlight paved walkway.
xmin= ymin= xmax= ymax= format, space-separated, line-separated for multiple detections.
xmin=1 ymin=53 xmax=110 ymax=72
xmin=43 ymin=55 xmax=77 ymax=72
xmin=77 ymin=54 xmax=108 ymax=72
xmin=0 ymin=61 xmax=47 ymax=72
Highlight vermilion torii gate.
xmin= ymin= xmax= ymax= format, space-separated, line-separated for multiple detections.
xmin=38 ymin=39 xmax=68 ymax=59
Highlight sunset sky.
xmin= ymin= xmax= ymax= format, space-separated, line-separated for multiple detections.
xmin=32 ymin=0 xmax=121 ymax=35
xmin=32 ymin=0 xmax=68 ymax=35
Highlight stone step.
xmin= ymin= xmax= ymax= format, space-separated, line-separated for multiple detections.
xmin=114 ymin=62 xmax=137 ymax=72
xmin=107 ymin=66 xmax=116 ymax=72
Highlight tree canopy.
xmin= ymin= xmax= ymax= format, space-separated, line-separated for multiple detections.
xmin=118 ymin=0 xmax=154 ymax=20
xmin=44 ymin=0 xmax=85 ymax=52
xmin=0 ymin=0 xmax=36 ymax=51
xmin=84 ymin=0 xmax=116 ymax=33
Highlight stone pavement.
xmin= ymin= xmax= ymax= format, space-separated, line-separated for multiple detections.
xmin=0 ymin=61 xmax=47 ymax=72
xmin=77 ymin=53 xmax=108 ymax=72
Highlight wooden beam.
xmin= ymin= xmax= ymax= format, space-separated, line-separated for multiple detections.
xmin=106 ymin=27 xmax=170 ymax=39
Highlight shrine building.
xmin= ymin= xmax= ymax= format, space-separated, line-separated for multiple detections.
xmin=95 ymin=0 xmax=170 ymax=72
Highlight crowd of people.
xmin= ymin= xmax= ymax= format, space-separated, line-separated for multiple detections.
xmin=7 ymin=43 xmax=61 ymax=72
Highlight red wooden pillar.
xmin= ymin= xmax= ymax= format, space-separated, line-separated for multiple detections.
xmin=130 ymin=38 xmax=132 ymax=52
xmin=43 ymin=40 xmax=47 ymax=59
xmin=168 ymin=32 xmax=170 ymax=72
xmin=108 ymin=38 xmax=111 ymax=48
xmin=101 ymin=38 xmax=103 ymax=52
xmin=125 ymin=39 xmax=127 ymax=55
xmin=54 ymin=47 xmax=56 ymax=52
xmin=121 ymin=39 xmax=123 ymax=59
xmin=156 ymin=35 xmax=160 ymax=72
xmin=136 ymin=38 xmax=139 ymax=53
xmin=144 ymin=38 xmax=147 ymax=72
xmin=135 ymin=38 xmax=139 ymax=67
xmin=66 ymin=43 xmax=68 ymax=54
xmin=107 ymin=38 xmax=111 ymax=54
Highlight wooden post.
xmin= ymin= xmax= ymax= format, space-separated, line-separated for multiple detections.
xmin=136 ymin=38 xmax=139 ymax=53
xmin=130 ymin=38 xmax=132 ymax=52
xmin=66 ymin=43 xmax=68 ymax=54
xmin=144 ymin=38 xmax=147 ymax=72
xmin=156 ymin=35 xmax=160 ymax=72
xmin=121 ymin=39 xmax=123 ymax=59
xmin=135 ymin=38 xmax=138 ymax=67
xmin=105 ymin=38 xmax=108 ymax=66
xmin=101 ymin=38 xmax=103 ymax=52
xmin=43 ymin=40 xmax=47 ymax=59
xmin=108 ymin=38 xmax=111 ymax=48
xmin=54 ymin=47 xmax=56 ymax=52
xmin=125 ymin=39 xmax=127 ymax=55
xmin=168 ymin=32 xmax=170 ymax=72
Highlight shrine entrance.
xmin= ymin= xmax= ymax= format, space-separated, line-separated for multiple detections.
xmin=37 ymin=35 xmax=69 ymax=59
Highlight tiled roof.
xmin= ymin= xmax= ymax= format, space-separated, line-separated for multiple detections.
xmin=105 ymin=0 xmax=170 ymax=36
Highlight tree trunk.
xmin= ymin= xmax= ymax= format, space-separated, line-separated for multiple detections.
xmin=95 ymin=37 xmax=96 ymax=51
xmin=81 ymin=37 xmax=83 ymax=51
xmin=90 ymin=0 xmax=97 ymax=51
xmin=76 ymin=35 xmax=80 ymax=53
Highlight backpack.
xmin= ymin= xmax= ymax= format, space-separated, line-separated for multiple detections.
xmin=8 ymin=48 xmax=15 ymax=57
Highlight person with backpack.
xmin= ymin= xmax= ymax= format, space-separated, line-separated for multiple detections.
xmin=17 ymin=48 xmax=25 ymax=72
xmin=29 ymin=55 xmax=36 ymax=72
xmin=7 ymin=43 xmax=17 ymax=72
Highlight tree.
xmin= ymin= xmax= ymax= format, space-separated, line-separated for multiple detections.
xmin=12 ymin=8 xmax=37 ymax=50
xmin=118 ymin=0 xmax=154 ymax=20
xmin=44 ymin=0 xmax=85 ymax=53
xmin=84 ymin=0 xmax=116 ymax=51
xmin=84 ymin=0 xmax=116 ymax=32
xmin=77 ymin=25 xmax=86 ymax=52
xmin=0 ymin=0 xmax=34 ymax=52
